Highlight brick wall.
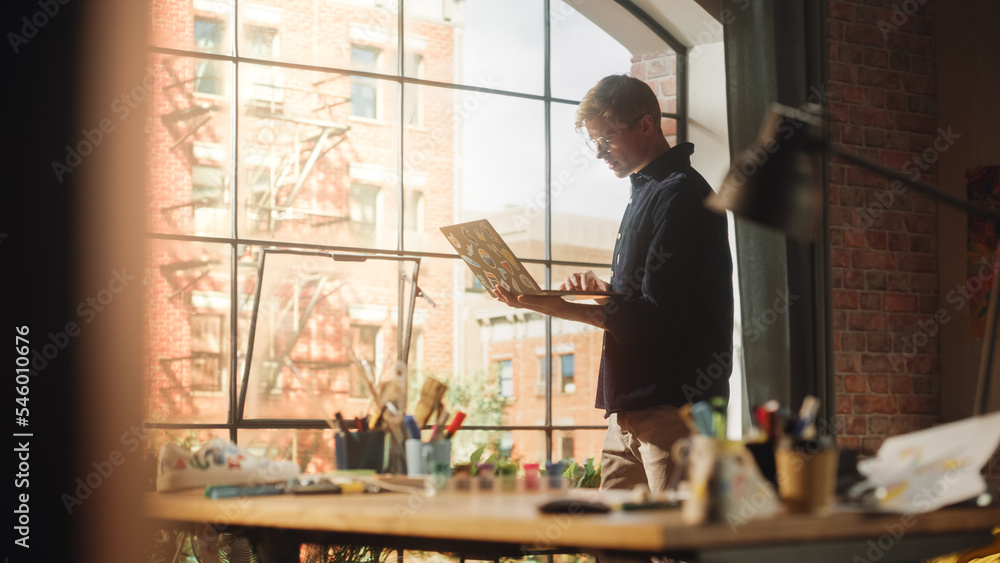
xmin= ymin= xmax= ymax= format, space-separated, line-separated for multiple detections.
xmin=827 ymin=0 xmax=941 ymax=456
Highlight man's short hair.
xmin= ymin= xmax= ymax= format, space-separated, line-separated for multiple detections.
xmin=575 ymin=74 xmax=662 ymax=134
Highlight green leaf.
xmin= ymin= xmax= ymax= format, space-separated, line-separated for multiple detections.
xmin=468 ymin=443 xmax=487 ymax=474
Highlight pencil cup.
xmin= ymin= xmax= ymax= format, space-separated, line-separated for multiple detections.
xmin=774 ymin=441 xmax=838 ymax=514
xmin=673 ymin=435 xmax=718 ymax=525
xmin=334 ymin=430 xmax=385 ymax=471
xmin=405 ymin=439 xmax=451 ymax=478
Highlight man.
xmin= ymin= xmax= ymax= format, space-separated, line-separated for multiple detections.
xmin=493 ymin=75 xmax=733 ymax=493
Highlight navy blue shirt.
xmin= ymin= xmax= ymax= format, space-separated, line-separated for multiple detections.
xmin=596 ymin=142 xmax=733 ymax=416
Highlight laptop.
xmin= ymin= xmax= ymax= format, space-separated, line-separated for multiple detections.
xmin=440 ymin=219 xmax=623 ymax=299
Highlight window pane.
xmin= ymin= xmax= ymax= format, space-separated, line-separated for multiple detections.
xmin=150 ymin=3 xmax=233 ymax=55
xmin=549 ymin=264 xmax=608 ymax=427
xmin=406 ymin=0 xmax=544 ymax=95
xmin=240 ymin=251 xmax=417 ymax=420
xmin=146 ymin=240 xmax=232 ymax=424
xmin=403 ymin=85 xmax=546 ymax=257
xmin=236 ymin=65 xmax=400 ymax=249
xmin=148 ymin=54 xmax=233 ymax=237
xmin=550 ymin=1 xmax=633 ymax=101
xmin=549 ymin=101 xmax=627 ymax=261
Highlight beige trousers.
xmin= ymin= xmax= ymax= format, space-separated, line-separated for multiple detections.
xmin=600 ymin=404 xmax=691 ymax=493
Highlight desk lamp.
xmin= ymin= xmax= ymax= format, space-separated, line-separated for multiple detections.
xmin=706 ymin=103 xmax=1000 ymax=416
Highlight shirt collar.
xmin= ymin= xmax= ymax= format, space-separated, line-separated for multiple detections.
xmin=628 ymin=142 xmax=695 ymax=189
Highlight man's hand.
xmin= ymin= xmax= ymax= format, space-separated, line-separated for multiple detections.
xmin=561 ymin=270 xmax=609 ymax=292
xmin=492 ymin=285 xmax=606 ymax=330
xmin=493 ymin=285 xmax=567 ymax=317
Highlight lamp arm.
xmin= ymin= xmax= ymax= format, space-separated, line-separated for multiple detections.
xmin=825 ymin=144 xmax=1000 ymax=224
xmin=821 ymin=143 xmax=998 ymax=416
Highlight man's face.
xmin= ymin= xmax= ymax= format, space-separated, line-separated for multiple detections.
xmin=584 ymin=114 xmax=644 ymax=179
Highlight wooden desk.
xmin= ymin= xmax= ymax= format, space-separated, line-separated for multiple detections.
xmin=145 ymin=488 xmax=1000 ymax=562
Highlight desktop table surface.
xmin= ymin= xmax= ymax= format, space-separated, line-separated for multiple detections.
xmin=145 ymin=487 xmax=1000 ymax=555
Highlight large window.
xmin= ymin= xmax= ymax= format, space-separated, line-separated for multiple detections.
xmin=146 ymin=0 xmax=689 ymax=470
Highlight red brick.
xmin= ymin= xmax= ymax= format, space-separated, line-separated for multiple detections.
xmin=837 ymin=352 xmax=861 ymax=373
xmin=867 ymin=333 xmax=893 ymax=353
xmin=890 ymin=416 xmax=915 ymax=435
xmin=844 ymin=24 xmax=886 ymax=47
xmin=829 ymin=1 xmax=856 ymax=21
xmin=860 ymin=292 xmax=882 ymax=310
xmin=911 ymin=375 xmax=936 ymax=394
xmin=841 ymin=84 xmax=865 ymax=103
xmin=868 ymin=374 xmax=890 ymax=394
xmin=906 ymin=354 xmax=938 ymax=375
xmin=854 ymin=395 xmax=898 ymax=415
xmin=902 ymin=74 xmax=934 ymax=95
xmin=846 ymin=415 xmax=867 ymax=435
xmin=884 ymin=294 xmax=918 ymax=312
xmin=849 ymin=312 xmax=887 ymax=331
xmin=861 ymin=354 xmax=893 ymax=373
xmin=898 ymin=254 xmax=935 ymax=273
xmin=834 ymin=311 xmax=848 ymax=331
xmin=886 ymin=91 xmax=908 ymax=111
xmin=888 ymin=233 xmax=910 ymax=252
xmin=898 ymin=395 xmax=938 ymax=414
xmin=887 ymin=273 xmax=910 ymax=292
xmin=903 ymin=214 xmax=937 ymax=234
xmin=890 ymin=375 xmax=912 ymax=394
xmin=836 ymin=395 xmax=853 ymax=414
xmin=869 ymin=415 xmax=890 ymax=435
xmin=834 ymin=289 xmax=859 ymax=309
xmin=866 ymin=230 xmax=887 ymax=250
xmin=851 ymin=250 xmax=894 ymax=270
xmin=843 ymin=228 xmax=866 ymax=248
xmin=832 ymin=248 xmax=851 ymax=268
xmin=845 ymin=373 xmax=867 ymax=393
xmin=839 ymin=436 xmax=861 ymax=450
xmin=842 ymin=332 xmax=867 ymax=352
xmin=910 ymin=234 xmax=933 ymax=253
xmin=838 ymin=44 xmax=865 ymax=65
xmin=844 ymin=269 xmax=866 ymax=289
xmin=867 ymin=271 xmax=887 ymax=291
xmin=858 ymin=68 xmax=899 ymax=89
xmin=896 ymin=113 xmax=935 ymax=133
xmin=889 ymin=51 xmax=910 ymax=71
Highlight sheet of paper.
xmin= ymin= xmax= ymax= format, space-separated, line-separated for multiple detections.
xmin=856 ymin=410 xmax=1000 ymax=513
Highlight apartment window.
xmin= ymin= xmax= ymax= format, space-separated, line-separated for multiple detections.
xmin=404 ymin=53 xmax=424 ymax=126
xmin=536 ymin=356 xmax=548 ymax=396
xmin=190 ymin=313 xmax=224 ymax=393
xmin=245 ymin=27 xmax=282 ymax=107
xmin=350 ymin=46 xmax=379 ymax=118
xmin=404 ymin=190 xmax=424 ymax=232
xmin=193 ymin=19 xmax=223 ymax=95
xmin=498 ymin=359 xmax=513 ymax=398
xmin=349 ymin=184 xmax=379 ymax=243
xmin=560 ymin=353 xmax=575 ymax=393
xmin=561 ymin=434 xmax=575 ymax=460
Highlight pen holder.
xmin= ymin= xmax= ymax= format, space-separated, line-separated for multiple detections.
xmin=404 ymin=438 xmax=451 ymax=478
xmin=775 ymin=440 xmax=838 ymax=514
xmin=335 ymin=430 xmax=385 ymax=471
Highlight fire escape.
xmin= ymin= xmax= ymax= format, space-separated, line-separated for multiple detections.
xmin=154 ymin=57 xmax=353 ymax=416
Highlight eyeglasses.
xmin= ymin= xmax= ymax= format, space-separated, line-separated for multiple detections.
xmin=585 ymin=134 xmax=618 ymax=154
xmin=584 ymin=116 xmax=644 ymax=154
